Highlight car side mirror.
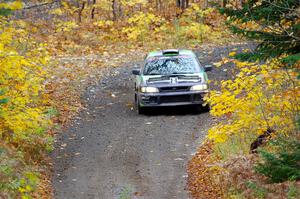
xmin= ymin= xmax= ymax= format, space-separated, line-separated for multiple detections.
xmin=132 ymin=69 xmax=140 ymax=75
xmin=204 ymin=65 xmax=212 ymax=72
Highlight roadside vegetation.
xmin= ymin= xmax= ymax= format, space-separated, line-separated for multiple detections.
xmin=0 ymin=2 xmax=53 ymax=198
xmin=1 ymin=0 xmax=298 ymax=198
xmin=188 ymin=0 xmax=300 ymax=198
xmin=0 ymin=0 xmax=236 ymax=198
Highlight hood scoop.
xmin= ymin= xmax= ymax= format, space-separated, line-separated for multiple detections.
xmin=147 ymin=76 xmax=170 ymax=83
xmin=147 ymin=75 xmax=201 ymax=84
xmin=177 ymin=76 xmax=201 ymax=81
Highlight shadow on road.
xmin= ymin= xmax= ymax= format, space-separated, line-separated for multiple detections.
xmin=140 ymin=105 xmax=209 ymax=116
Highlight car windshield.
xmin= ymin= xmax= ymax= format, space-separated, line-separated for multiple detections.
xmin=143 ymin=56 xmax=200 ymax=75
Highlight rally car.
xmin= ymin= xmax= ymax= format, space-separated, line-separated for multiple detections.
xmin=132 ymin=49 xmax=212 ymax=114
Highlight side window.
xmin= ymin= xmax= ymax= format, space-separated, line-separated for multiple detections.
xmin=195 ymin=56 xmax=203 ymax=71
xmin=143 ymin=54 xmax=148 ymax=60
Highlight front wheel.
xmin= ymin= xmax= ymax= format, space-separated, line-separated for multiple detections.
xmin=137 ymin=105 xmax=145 ymax=115
xmin=135 ymin=94 xmax=145 ymax=115
xmin=195 ymin=104 xmax=210 ymax=113
xmin=202 ymin=104 xmax=210 ymax=112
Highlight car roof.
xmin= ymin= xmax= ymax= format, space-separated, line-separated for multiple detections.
xmin=146 ymin=49 xmax=196 ymax=59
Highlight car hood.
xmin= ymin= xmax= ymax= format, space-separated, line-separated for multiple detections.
xmin=141 ymin=73 xmax=206 ymax=86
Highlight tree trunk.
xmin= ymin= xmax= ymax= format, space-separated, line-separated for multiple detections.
xmin=176 ymin=0 xmax=183 ymax=17
xmin=78 ymin=1 xmax=85 ymax=23
xmin=239 ymin=0 xmax=244 ymax=7
xmin=112 ymin=0 xmax=117 ymax=21
xmin=158 ymin=0 xmax=162 ymax=11
xmin=118 ymin=1 xmax=122 ymax=19
xmin=250 ymin=128 xmax=274 ymax=153
xmin=186 ymin=0 xmax=189 ymax=8
xmin=155 ymin=0 xmax=162 ymax=11
xmin=221 ymin=0 xmax=227 ymax=7
xmin=177 ymin=0 xmax=188 ymax=10
xmin=176 ymin=0 xmax=181 ymax=8
xmin=91 ymin=0 xmax=96 ymax=19
xmin=204 ymin=0 xmax=208 ymax=8
xmin=181 ymin=0 xmax=185 ymax=9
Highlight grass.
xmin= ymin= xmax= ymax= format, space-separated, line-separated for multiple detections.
xmin=212 ymin=133 xmax=257 ymax=161
xmin=246 ymin=181 xmax=267 ymax=199
xmin=118 ymin=186 xmax=132 ymax=199
xmin=287 ymin=181 xmax=298 ymax=199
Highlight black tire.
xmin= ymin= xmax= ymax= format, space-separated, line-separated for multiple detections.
xmin=137 ymin=105 xmax=145 ymax=115
xmin=135 ymin=94 xmax=145 ymax=115
xmin=202 ymin=104 xmax=210 ymax=112
xmin=195 ymin=104 xmax=210 ymax=113
xmin=195 ymin=105 xmax=202 ymax=113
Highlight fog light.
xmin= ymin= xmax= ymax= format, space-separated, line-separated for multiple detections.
xmin=190 ymin=84 xmax=208 ymax=91
xmin=141 ymin=87 xmax=159 ymax=93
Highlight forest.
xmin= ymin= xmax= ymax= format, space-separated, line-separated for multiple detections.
xmin=0 ymin=0 xmax=299 ymax=198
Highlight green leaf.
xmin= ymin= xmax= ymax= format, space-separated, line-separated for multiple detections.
xmin=282 ymin=53 xmax=300 ymax=66
xmin=0 ymin=98 xmax=8 ymax=104
xmin=0 ymin=8 xmax=12 ymax=16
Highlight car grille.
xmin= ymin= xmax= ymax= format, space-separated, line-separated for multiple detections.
xmin=159 ymin=86 xmax=190 ymax=92
xmin=178 ymin=76 xmax=201 ymax=81
xmin=160 ymin=95 xmax=191 ymax=103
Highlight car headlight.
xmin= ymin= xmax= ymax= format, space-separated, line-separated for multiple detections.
xmin=141 ymin=87 xmax=159 ymax=93
xmin=190 ymin=84 xmax=208 ymax=91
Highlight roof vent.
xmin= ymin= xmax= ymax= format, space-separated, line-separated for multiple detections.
xmin=162 ymin=49 xmax=179 ymax=56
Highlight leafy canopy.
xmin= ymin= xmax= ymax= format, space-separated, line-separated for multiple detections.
xmin=207 ymin=57 xmax=299 ymax=143
xmin=220 ymin=0 xmax=300 ymax=63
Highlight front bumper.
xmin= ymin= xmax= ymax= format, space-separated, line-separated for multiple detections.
xmin=138 ymin=91 xmax=208 ymax=107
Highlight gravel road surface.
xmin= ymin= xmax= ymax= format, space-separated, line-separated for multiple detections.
xmin=52 ymin=44 xmax=252 ymax=199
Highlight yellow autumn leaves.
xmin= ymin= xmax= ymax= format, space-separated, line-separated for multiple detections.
xmin=122 ymin=12 xmax=166 ymax=41
xmin=0 ymin=1 xmax=22 ymax=10
xmin=0 ymin=2 xmax=52 ymax=198
xmin=207 ymin=57 xmax=300 ymax=143
xmin=0 ymin=20 xmax=51 ymax=145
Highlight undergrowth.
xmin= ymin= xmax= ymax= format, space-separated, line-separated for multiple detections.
xmin=255 ymin=138 xmax=300 ymax=183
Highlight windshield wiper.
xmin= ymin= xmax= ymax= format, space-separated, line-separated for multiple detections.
xmin=162 ymin=73 xmax=194 ymax=76
xmin=172 ymin=72 xmax=195 ymax=74
xmin=147 ymin=73 xmax=161 ymax=75
xmin=146 ymin=72 xmax=194 ymax=76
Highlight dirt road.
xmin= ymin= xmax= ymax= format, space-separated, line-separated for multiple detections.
xmin=52 ymin=44 xmax=250 ymax=199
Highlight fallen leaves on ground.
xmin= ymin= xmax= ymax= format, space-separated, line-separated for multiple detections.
xmin=187 ymin=141 xmax=224 ymax=199
xmin=188 ymin=141 xmax=300 ymax=199
xmin=46 ymin=47 xmax=146 ymax=126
